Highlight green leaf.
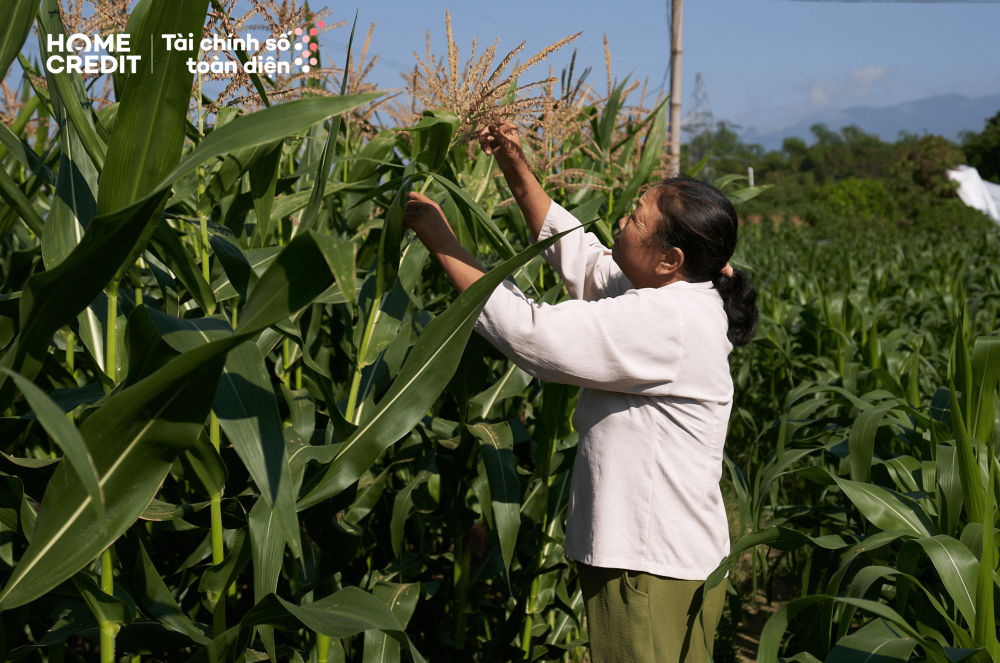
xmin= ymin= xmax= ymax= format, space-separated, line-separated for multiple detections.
xmin=313 ymin=234 xmax=356 ymax=304
xmin=199 ymin=528 xmax=252 ymax=597
xmin=98 ymin=0 xmax=207 ymax=214
xmin=361 ymin=581 xmax=421 ymax=663
xmin=468 ymin=363 xmax=532 ymax=421
xmin=827 ymin=618 xmax=917 ymax=663
xmin=938 ymin=444 xmax=965 ymax=537
xmin=726 ymin=185 xmax=773 ymax=205
xmin=71 ymin=572 xmax=134 ymax=629
xmin=206 ymin=221 xmax=253 ymax=301
xmin=376 ymin=178 xmax=414 ymax=300
xmin=951 ymin=380 xmax=986 ymax=526
xmin=296 ymin=224 xmax=582 ymax=509
xmin=248 ymin=143 xmax=282 ymax=249
xmin=427 ymin=172 xmax=516 ymax=259
xmin=0 ymin=368 xmax=104 ymax=525
xmin=129 ymin=538 xmax=210 ymax=647
xmin=597 ymin=79 xmax=630 ymax=160
xmin=705 ymin=526 xmax=847 ymax=597
xmin=826 ymin=469 xmax=937 ymax=537
xmin=913 ymin=535 xmax=980 ymax=628
xmin=150 ymin=220 xmax=216 ymax=314
xmin=354 ymin=240 xmax=428 ymax=372
xmin=236 ymin=231 xmax=335 ymax=338
xmin=35 ymin=0 xmax=107 ymax=173
xmin=242 ymin=587 xmax=425 ymax=663
xmin=973 ymin=434 xmax=998 ymax=655
xmin=611 ymin=98 xmax=668 ymax=220
xmin=248 ymin=497 xmax=284 ymax=662
xmin=848 ymin=401 xmax=900 ymax=484
xmin=0 ymin=162 xmax=45 ymax=235
xmin=0 ymin=0 xmax=38 ymax=79
xmin=0 ymin=333 xmax=229 ymax=609
xmin=412 ymin=110 xmax=461 ymax=172
xmin=468 ymin=421 xmax=520 ymax=581
xmin=40 ymin=66 xmax=100 ymax=271
xmin=685 ymin=151 xmax=712 ymax=178
xmin=296 ymin=16 xmax=360 ymax=234
xmin=390 ymin=457 xmax=435 ymax=559
xmin=281 ymin=385 xmax=316 ymax=443
xmin=155 ymin=94 xmax=383 ymax=195
xmin=953 ymin=307 xmax=973 ymax=412
xmin=0 ymin=120 xmax=55 ymax=184
xmin=759 ymin=596 xmax=915 ymax=663
xmin=142 ymin=310 xmax=303 ymax=559
xmin=969 ymin=336 xmax=1000 ymax=444
xmin=184 ymin=433 xmax=228 ymax=500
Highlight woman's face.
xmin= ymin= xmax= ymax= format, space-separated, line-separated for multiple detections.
xmin=612 ymin=190 xmax=681 ymax=288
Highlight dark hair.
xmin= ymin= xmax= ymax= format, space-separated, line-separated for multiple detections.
xmin=649 ymin=176 xmax=758 ymax=346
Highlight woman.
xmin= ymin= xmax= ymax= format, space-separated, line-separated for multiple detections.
xmin=403 ymin=122 xmax=757 ymax=663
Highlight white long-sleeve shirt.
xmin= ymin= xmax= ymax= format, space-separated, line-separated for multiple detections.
xmin=474 ymin=201 xmax=733 ymax=580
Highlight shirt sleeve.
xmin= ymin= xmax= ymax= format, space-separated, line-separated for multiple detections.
xmin=473 ymin=280 xmax=683 ymax=393
xmin=534 ymin=201 xmax=633 ymax=301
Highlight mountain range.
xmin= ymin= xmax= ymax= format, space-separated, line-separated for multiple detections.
xmin=740 ymin=94 xmax=1000 ymax=152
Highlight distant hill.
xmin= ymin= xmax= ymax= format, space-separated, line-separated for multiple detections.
xmin=741 ymin=94 xmax=1000 ymax=152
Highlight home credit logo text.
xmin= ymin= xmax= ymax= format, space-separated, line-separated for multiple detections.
xmin=44 ymin=21 xmax=325 ymax=75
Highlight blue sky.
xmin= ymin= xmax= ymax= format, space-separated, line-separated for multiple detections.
xmin=14 ymin=0 xmax=1000 ymax=140
xmin=331 ymin=0 xmax=1000 ymax=136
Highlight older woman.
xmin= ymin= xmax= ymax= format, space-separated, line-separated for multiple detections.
xmin=403 ymin=122 xmax=757 ymax=663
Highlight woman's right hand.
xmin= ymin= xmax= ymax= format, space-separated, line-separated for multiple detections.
xmin=478 ymin=122 xmax=525 ymax=170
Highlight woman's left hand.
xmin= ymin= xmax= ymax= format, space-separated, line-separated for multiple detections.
xmin=403 ymin=191 xmax=456 ymax=252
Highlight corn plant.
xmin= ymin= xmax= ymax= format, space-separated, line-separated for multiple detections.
xmin=6 ymin=1 xmax=995 ymax=662
xmin=0 ymin=2 xmax=779 ymax=662
xmin=710 ymin=222 xmax=1000 ymax=662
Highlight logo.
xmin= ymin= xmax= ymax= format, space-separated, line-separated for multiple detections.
xmin=43 ymin=20 xmax=326 ymax=76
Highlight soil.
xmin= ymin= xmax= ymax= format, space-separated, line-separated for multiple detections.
xmin=733 ymin=571 xmax=797 ymax=662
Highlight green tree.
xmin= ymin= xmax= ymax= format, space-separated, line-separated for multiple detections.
xmin=961 ymin=110 xmax=1000 ymax=184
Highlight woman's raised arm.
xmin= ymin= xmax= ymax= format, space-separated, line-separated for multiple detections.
xmin=479 ymin=122 xmax=551 ymax=241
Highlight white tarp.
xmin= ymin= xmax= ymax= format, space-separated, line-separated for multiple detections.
xmin=947 ymin=165 xmax=1000 ymax=223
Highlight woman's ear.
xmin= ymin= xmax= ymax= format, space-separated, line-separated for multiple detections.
xmin=656 ymin=246 xmax=685 ymax=278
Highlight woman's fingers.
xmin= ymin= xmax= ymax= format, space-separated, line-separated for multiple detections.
xmin=478 ymin=125 xmax=497 ymax=155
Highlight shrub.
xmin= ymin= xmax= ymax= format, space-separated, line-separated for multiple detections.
xmin=906 ymin=198 xmax=997 ymax=233
xmin=810 ymin=177 xmax=900 ymax=223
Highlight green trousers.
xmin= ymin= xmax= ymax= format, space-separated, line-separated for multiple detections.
xmin=578 ymin=563 xmax=727 ymax=663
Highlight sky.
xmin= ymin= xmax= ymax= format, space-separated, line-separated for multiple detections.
xmin=320 ymin=0 xmax=1000 ymax=137
xmin=13 ymin=0 xmax=1000 ymax=141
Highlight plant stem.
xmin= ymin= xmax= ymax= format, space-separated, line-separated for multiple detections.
xmin=345 ymin=303 xmax=378 ymax=422
xmin=209 ymin=410 xmax=226 ymax=636
xmin=65 ymin=331 xmax=75 ymax=374
xmin=316 ymin=634 xmax=331 ymax=663
xmin=196 ymin=71 xmax=215 ymax=312
xmin=452 ymin=538 xmax=471 ymax=647
xmin=106 ymin=278 xmax=119 ymax=387
xmin=100 ymin=547 xmax=116 ymax=663
xmin=282 ymin=338 xmax=291 ymax=386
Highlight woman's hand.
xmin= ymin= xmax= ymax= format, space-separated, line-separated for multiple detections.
xmin=478 ymin=121 xmax=551 ymax=240
xmin=403 ymin=191 xmax=456 ymax=253
xmin=478 ymin=122 xmax=526 ymax=170
xmin=403 ymin=191 xmax=486 ymax=294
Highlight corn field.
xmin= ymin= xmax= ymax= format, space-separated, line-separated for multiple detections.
xmin=0 ymin=1 xmax=998 ymax=662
